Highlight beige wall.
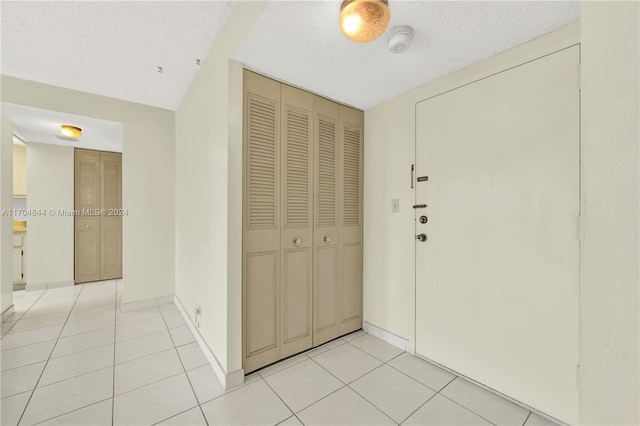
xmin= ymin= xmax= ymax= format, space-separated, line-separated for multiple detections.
xmin=25 ymin=143 xmax=74 ymax=289
xmin=363 ymin=24 xmax=580 ymax=353
xmin=1 ymin=114 xmax=14 ymax=315
xmin=1 ymin=77 xmax=175 ymax=303
xmin=580 ymin=2 xmax=639 ymax=424
xmin=174 ymin=1 xmax=266 ymax=377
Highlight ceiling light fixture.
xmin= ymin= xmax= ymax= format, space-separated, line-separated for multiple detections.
xmin=340 ymin=0 xmax=390 ymax=43
xmin=61 ymin=125 xmax=82 ymax=139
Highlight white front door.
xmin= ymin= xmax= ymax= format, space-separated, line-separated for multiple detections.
xmin=415 ymin=46 xmax=580 ymax=423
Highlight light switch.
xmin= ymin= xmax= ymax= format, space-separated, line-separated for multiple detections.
xmin=391 ymin=198 xmax=399 ymax=213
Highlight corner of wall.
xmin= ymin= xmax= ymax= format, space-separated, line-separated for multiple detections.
xmin=1 ymin=114 xmax=14 ymax=314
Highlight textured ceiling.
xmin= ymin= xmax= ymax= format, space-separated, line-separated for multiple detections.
xmin=1 ymin=1 xmax=234 ymax=110
xmin=232 ymin=1 xmax=580 ymax=110
xmin=2 ymin=102 xmax=123 ymax=153
xmin=1 ymin=1 xmax=580 ymax=112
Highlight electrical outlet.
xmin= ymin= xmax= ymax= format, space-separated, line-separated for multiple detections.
xmin=391 ymin=198 xmax=400 ymax=213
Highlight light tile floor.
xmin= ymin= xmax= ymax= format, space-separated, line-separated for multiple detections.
xmin=1 ymin=281 xmax=560 ymax=426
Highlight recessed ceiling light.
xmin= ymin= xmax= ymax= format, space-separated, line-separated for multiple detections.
xmin=61 ymin=125 xmax=82 ymax=138
xmin=340 ymin=0 xmax=390 ymax=43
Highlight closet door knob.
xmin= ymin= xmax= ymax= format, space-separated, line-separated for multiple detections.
xmin=293 ymin=237 xmax=301 ymax=247
xmin=323 ymin=235 xmax=332 ymax=243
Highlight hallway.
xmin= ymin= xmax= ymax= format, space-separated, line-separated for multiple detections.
xmin=2 ymin=282 xmax=555 ymax=425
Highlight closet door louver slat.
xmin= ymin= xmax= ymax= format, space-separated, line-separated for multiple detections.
xmin=248 ymin=94 xmax=278 ymax=229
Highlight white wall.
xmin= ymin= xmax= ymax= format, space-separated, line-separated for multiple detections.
xmin=1 ymin=77 xmax=175 ymax=303
xmin=363 ymin=24 xmax=580 ymax=352
xmin=580 ymin=2 xmax=639 ymax=424
xmin=174 ymin=1 xmax=266 ymax=378
xmin=1 ymin=114 xmax=14 ymax=315
xmin=363 ymin=98 xmax=416 ymax=344
xmin=26 ymin=143 xmax=74 ymax=289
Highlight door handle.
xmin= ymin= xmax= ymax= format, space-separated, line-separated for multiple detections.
xmin=324 ymin=235 xmax=332 ymax=243
xmin=413 ymin=204 xmax=427 ymax=209
xmin=416 ymin=233 xmax=427 ymax=242
xmin=293 ymin=237 xmax=301 ymax=247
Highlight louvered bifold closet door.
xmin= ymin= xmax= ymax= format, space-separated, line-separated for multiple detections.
xmin=243 ymin=71 xmax=282 ymax=373
xmin=313 ymin=96 xmax=341 ymax=346
xmin=100 ymin=152 xmax=122 ymax=280
xmin=75 ymin=149 xmax=101 ymax=283
xmin=280 ymin=85 xmax=314 ymax=358
xmin=338 ymin=106 xmax=364 ymax=334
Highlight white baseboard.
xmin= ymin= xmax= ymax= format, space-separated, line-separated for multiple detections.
xmin=120 ymin=294 xmax=174 ymax=312
xmin=26 ymin=280 xmax=74 ymax=292
xmin=363 ymin=321 xmax=409 ymax=351
xmin=1 ymin=304 xmax=15 ymax=323
xmin=173 ymin=295 xmax=244 ymax=390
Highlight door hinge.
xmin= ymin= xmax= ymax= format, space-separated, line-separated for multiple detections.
xmin=410 ymin=164 xmax=415 ymax=189
xmin=576 ymin=364 xmax=580 ymax=390
xmin=21 ymin=250 xmax=24 ymax=256
xmin=21 ymin=272 xmax=24 ymax=278
xmin=577 ymin=64 xmax=581 ymax=91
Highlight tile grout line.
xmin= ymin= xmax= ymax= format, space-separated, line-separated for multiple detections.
xmin=383 ymin=357 xmax=447 ymax=394
xmin=436 ymin=392 xmax=498 ymax=426
xmin=397 ymin=390 xmax=439 ymax=425
xmin=1 ymin=290 xmax=48 ymax=335
xmin=150 ymin=405 xmax=202 ymax=426
xmin=16 ymin=284 xmax=85 ymax=426
xmin=261 ymin=375 xmax=297 ymax=421
xmin=115 ymin=371 xmax=185 ymax=399
xmin=11 ymin=289 xmax=48 ymax=322
xmin=157 ymin=305 xmax=210 ymax=426
xmin=343 ymin=337 xmax=400 ymax=364
xmin=344 ymin=372 xmax=403 ymax=425
xmin=30 ymin=397 xmax=113 ymax=426
xmin=258 ymin=354 xmax=312 ymax=380
xmin=426 ymin=375 xmax=499 ymax=426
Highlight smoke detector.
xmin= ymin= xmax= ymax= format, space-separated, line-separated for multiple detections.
xmin=387 ymin=25 xmax=414 ymax=53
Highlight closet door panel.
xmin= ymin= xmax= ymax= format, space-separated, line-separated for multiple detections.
xmin=281 ymin=248 xmax=312 ymax=355
xmin=75 ymin=149 xmax=101 ymax=283
xmin=313 ymin=96 xmax=341 ymax=345
xmin=339 ymin=106 xmax=364 ymax=334
xmin=280 ymin=84 xmax=314 ymax=357
xmin=316 ymin=245 xmax=338 ymax=331
xmin=243 ymin=71 xmax=281 ymax=372
xmin=245 ymin=251 xmax=279 ymax=370
xmin=100 ymin=152 xmax=122 ymax=280
xmin=341 ymin=243 xmax=362 ymax=325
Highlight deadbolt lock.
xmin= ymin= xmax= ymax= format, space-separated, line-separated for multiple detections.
xmin=416 ymin=233 xmax=427 ymax=242
xmin=419 ymin=215 xmax=428 ymax=224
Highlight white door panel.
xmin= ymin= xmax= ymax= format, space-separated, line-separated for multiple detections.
xmin=415 ymin=46 xmax=579 ymax=424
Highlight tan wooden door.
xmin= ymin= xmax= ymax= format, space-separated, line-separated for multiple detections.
xmin=313 ymin=96 xmax=341 ymax=346
xmin=75 ymin=149 xmax=101 ymax=283
xmin=242 ymin=71 xmax=282 ymax=373
xmin=280 ymin=84 xmax=314 ymax=358
xmin=338 ymin=106 xmax=363 ymax=335
xmin=242 ymin=70 xmax=364 ymax=372
xmin=100 ymin=152 xmax=122 ymax=279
